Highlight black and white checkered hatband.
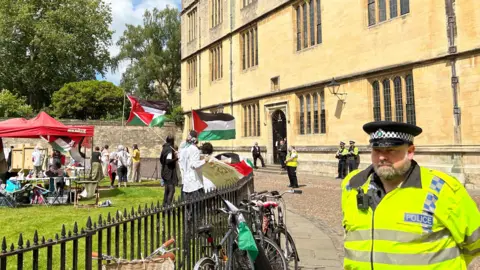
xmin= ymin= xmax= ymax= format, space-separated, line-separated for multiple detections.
xmin=370 ymin=129 xmax=414 ymax=143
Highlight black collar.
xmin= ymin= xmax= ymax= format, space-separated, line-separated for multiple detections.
xmin=349 ymin=160 xmax=421 ymax=189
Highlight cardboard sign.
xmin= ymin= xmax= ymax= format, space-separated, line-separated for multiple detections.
xmin=201 ymin=158 xmax=242 ymax=187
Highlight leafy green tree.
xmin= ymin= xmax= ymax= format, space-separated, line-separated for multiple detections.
xmin=113 ymin=6 xmax=181 ymax=106
xmin=52 ymin=81 xmax=124 ymax=120
xmin=0 ymin=0 xmax=113 ymax=109
xmin=166 ymin=105 xmax=185 ymax=127
xmin=0 ymin=89 xmax=33 ymax=117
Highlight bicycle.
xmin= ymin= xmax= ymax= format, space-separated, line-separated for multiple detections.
xmin=92 ymin=238 xmax=177 ymax=270
xmin=244 ymin=189 xmax=302 ymax=270
xmin=193 ymin=199 xmax=288 ymax=270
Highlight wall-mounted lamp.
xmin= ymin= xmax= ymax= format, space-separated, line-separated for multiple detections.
xmin=327 ymin=77 xmax=347 ymax=103
xmin=214 ymin=104 xmax=224 ymax=114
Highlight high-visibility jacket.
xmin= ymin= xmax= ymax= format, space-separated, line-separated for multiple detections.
xmin=286 ymin=150 xmax=298 ymax=167
xmin=341 ymin=161 xmax=480 ymax=269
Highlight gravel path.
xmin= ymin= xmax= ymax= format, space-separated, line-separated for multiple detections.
xmin=253 ymin=171 xmax=480 ymax=269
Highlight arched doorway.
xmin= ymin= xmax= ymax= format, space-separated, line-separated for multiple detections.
xmin=271 ymin=109 xmax=287 ymax=164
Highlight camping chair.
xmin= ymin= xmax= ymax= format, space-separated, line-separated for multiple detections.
xmin=0 ymin=185 xmax=16 ymax=207
xmin=48 ymin=177 xmax=68 ymax=205
xmin=30 ymin=184 xmax=50 ymax=206
xmin=5 ymin=181 xmax=33 ymax=206
xmin=74 ymin=179 xmax=100 ymax=208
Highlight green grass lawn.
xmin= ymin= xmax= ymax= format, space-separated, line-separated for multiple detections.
xmin=0 ymin=179 xmax=184 ymax=269
xmin=0 ymin=179 xmax=180 ymax=246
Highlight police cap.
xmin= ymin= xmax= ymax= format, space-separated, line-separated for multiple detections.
xmin=363 ymin=121 xmax=422 ymax=147
xmin=349 ymin=140 xmax=355 ymax=144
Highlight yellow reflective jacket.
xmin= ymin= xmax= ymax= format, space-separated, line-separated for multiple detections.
xmin=286 ymin=150 xmax=298 ymax=167
xmin=341 ymin=161 xmax=480 ymax=269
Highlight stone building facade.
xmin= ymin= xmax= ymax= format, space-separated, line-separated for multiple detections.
xmin=180 ymin=0 xmax=480 ymax=187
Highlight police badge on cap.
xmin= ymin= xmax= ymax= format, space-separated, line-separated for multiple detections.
xmin=363 ymin=121 xmax=422 ymax=147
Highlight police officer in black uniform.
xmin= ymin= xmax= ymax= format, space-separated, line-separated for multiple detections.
xmin=277 ymin=139 xmax=287 ymax=170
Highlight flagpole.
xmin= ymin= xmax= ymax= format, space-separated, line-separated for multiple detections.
xmin=191 ymin=108 xmax=194 ymax=131
xmin=121 ymin=92 xmax=126 ymax=143
xmin=149 ymin=126 xmax=177 ymax=152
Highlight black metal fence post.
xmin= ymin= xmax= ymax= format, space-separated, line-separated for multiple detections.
xmin=0 ymin=175 xmax=254 ymax=270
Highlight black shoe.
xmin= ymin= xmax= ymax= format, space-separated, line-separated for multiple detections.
xmin=292 ymin=185 xmax=299 ymax=188
xmin=287 ymin=185 xmax=292 ymax=188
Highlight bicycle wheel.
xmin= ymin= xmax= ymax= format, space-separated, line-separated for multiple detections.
xmin=274 ymin=228 xmax=299 ymax=270
xmin=255 ymin=236 xmax=288 ymax=270
xmin=193 ymin=257 xmax=215 ymax=270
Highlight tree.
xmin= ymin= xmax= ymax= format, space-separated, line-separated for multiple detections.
xmin=113 ymin=6 xmax=181 ymax=106
xmin=166 ymin=105 xmax=185 ymax=127
xmin=0 ymin=89 xmax=33 ymax=118
xmin=0 ymin=0 xmax=113 ymax=109
xmin=52 ymin=81 xmax=124 ymax=120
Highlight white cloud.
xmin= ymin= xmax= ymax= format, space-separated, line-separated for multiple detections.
xmin=100 ymin=0 xmax=180 ymax=85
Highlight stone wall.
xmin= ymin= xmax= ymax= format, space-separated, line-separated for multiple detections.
xmin=2 ymin=121 xmax=183 ymax=159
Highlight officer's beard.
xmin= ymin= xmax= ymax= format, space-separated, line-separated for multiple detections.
xmin=374 ymin=152 xmax=412 ymax=181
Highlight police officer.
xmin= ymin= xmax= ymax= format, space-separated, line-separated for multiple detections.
xmin=335 ymin=141 xmax=348 ymax=179
xmin=341 ymin=121 xmax=480 ymax=269
xmin=347 ymin=140 xmax=359 ymax=173
xmin=285 ymin=146 xmax=299 ymax=188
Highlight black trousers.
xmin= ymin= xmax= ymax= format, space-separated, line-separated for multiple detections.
xmin=338 ymin=160 xmax=347 ymax=178
xmin=279 ymin=153 xmax=287 ymax=169
xmin=163 ymin=184 xmax=175 ymax=206
xmin=253 ymin=155 xmax=265 ymax=168
xmin=348 ymin=159 xmax=358 ymax=173
xmin=287 ymin=166 xmax=298 ymax=187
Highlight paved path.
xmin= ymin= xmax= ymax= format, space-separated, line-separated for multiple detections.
xmin=286 ymin=209 xmax=343 ymax=270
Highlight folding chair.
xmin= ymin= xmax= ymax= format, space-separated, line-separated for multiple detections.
xmin=74 ymin=180 xmax=100 ymax=208
xmin=0 ymin=188 xmax=16 ymax=208
xmin=5 ymin=182 xmax=33 ymax=206
xmin=30 ymin=185 xmax=50 ymax=206
xmin=49 ymin=177 xmax=67 ymax=205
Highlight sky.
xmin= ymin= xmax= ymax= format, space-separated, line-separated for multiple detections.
xmin=96 ymin=0 xmax=181 ymax=85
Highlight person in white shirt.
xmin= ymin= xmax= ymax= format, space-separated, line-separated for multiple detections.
xmin=32 ymin=146 xmax=44 ymax=178
xmin=115 ymin=145 xmax=130 ymax=187
xmin=178 ymin=130 xmax=209 ymax=200
xmin=101 ymin=145 xmax=110 ymax=177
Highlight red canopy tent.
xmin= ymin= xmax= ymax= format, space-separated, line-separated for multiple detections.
xmin=0 ymin=111 xmax=94 ymax=139
xmin=0 ymin=112 xmax=94 ymax=166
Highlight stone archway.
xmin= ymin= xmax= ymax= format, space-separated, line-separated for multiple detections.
xmin=271 ymin=109 xmax=287 ymax=164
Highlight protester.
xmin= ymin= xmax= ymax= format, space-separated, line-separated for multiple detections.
xmin=91 ymin=146 xmax=103 ymax=181
xmin=160 ymin=135 xmax=177 ymax=206
xmin=32 ymin=146 xmax=44 ymax=178
xmin=178 ymin=130 xmax=208 ymax=200
xmin=200 ymin=142 xmax=217 ymax=192
xmin=132 ymin=144 xmax=141 ymax=182
xmin=107 ymin=156 xmax=117 ymax=189
xmin=116 ymin=145 xmax=129 ymax=187
xmin=101 ymin=145 xmax=110 ymax=177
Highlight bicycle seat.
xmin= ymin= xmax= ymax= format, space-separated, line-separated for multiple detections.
xmin=197 ymin=224 xmax=214 ymax=234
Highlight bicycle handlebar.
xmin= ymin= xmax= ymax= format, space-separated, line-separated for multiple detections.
xmin=250 ymin=189 xmax=302 ymax=199
xmin=162 ymin=238 xmax=175 ymax=248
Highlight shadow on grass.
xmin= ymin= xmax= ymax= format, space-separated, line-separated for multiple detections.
xmin=99 ymin=188 xmax=124 ymax=197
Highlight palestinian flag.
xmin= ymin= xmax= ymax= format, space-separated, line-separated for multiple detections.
xmin=126 ymin=96 xmax=169 ymax=128
xmin=215 ymin=152 xmax=253 ymax=176
xmin=223 ymin=199 xmax=258 ymax=261
xmin=42 ymin=136 xmax=87 ymax=163
xmin=192 ymin=110 xmax=235 ymax=141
